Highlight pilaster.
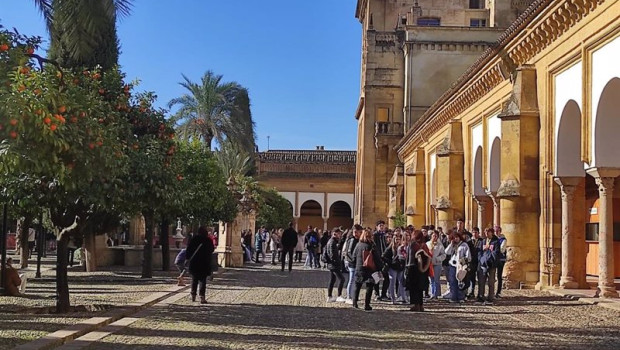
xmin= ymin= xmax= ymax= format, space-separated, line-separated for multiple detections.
xmin=554 ymin=176 xmax=581 ymax=289
xmin=497 ymin=65 xmax=540 ymax=288
xmin=435 ymin=121 xmax=465 ymax=230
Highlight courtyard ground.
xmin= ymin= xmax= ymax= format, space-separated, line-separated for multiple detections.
xmin=3 ymin=260 xmax=620 ymax=350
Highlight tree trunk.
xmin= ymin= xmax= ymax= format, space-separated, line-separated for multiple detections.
xmin=160 ymin=218 xmax=170 ymax=271
xmin=19 ymin=216 xmax=32 ymax=269
xmin=141 ymin=213 xmax=153 ymax=278
xmin=84 ymin=231 xmax=97 ymax=272
xmin=56 ymin=234 xmax=70 ymax=313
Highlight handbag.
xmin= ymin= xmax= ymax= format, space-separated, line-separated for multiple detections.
xmin=363 ymin=249 xmax=376 ymax=271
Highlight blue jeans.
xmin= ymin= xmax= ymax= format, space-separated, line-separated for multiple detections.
xmin=388 ymin=268 xmax=405 ymax=302
xmin=347 ymin=264 xmax=356 ymax=299
xmin=430 ymin=264 xmax=442 ymax=297
xmin=307 ymin=249 xmax=317 ymax=267
xmin=448 ymin=265 xmax=464 ymax=301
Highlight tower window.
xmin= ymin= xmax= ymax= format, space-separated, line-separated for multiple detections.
xmin=377 ymin=107 xmax=389 ymax=122
xmin=470 ymin=19 xmax=487 ymax=27
xmin=417 ymin=17 xmax=441 ymax=27
xmin=469 ymin=0 xmax=483 ymax=9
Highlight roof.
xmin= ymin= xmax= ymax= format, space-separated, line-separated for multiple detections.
xmin=258 ymin=150 xmax=356 ymax=164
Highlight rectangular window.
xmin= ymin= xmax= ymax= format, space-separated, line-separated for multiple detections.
xmin=469 ymin=0 xmax=483 ymax=9
xmin=585 ymin=222 xmax=620 ymax=241
xmin=376 ymin=107 xmax=389 ymax=122
xmin=417 ymin=17 xmax=440 ymax=27
xmin=470 ymin=19 xmax=487 ymax=27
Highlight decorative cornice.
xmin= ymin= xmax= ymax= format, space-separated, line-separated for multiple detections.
xmin=258 ymin=150 xmax=356 ymax=164
xmin=396 ymin=0 xmax=605 ymax=156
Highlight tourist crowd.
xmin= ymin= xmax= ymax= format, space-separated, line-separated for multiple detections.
xmin=248 ymin=219 xmax=507 ymax=312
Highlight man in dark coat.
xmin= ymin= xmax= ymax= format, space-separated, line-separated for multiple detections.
xmin=280 ymin=222 xmax=298 ymax=272
xmin=186 ymin=226 xmax=215 ymax=304
xmin=372 ymin=220 xmax=389 ymax=301
xmin=325 ymin=228 xmax=345 ymax=302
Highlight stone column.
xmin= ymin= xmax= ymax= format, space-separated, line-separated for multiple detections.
xmin=474 ymin=196 xmax=489 ymax=229
xmin=485 ymin=190 xmax=500 ymax=226
xmin=554 ymin=177 xmax=581 ymax=289
xmin=323 ymin=217 xmax=328 ymax=231
xmin=586 ymin=168 xmax=620 ymax=298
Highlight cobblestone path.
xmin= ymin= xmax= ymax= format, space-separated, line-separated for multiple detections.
xmin=84 ymin=264 xmax=620 ymax=350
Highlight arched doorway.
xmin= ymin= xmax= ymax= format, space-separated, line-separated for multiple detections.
xmin=327 ymin=201 xmax=353 ymax=230
xmin=472 ymin=146 xmax=491 ymax=229
xmin=298 ymin=200 xmax=323 ymax=233
xmin=488 ymin=137 xmax=501 ymax=226
xmin=554 ymin=99 xmax=586 ymax=288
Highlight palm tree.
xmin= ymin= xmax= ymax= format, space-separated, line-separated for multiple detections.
xmin=33 ymin=0 xmax=133 ymax=70
xmin=215 ymin=140 xmax=254 ymax=181
xmin=169 ymin=71 xmax=256 ymax=154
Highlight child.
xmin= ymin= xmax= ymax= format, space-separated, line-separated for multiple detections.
xmin=174 ymin=249 xmax=187 ymax=286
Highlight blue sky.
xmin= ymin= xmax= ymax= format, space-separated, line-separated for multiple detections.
xmin=0 ymin=0 xmax=361 ymax=151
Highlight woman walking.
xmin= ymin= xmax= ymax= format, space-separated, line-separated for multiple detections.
xmin=405 ymin=230 xmax=432 ymax=312
xmin=382 ymin=233 xmax=407 ymax=304
xmin=426 ymin=230 xmax=446 ymax=299
xmin=351 ymin=229 xmax=383 ymax=311
xmin=186 ymin=226 xmax=215 ymax=304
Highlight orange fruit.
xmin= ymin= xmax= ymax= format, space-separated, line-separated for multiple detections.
xmin=9 ymin=119 xmax=17 ymax=126
xmin=17 ymin=85 xmax=26 ymax=92
xmin=43 ymin=117 xmax=52 ymax=125
xmin=58 ymin=106 xmax=66 ymax=113
xmin=26 ymin=47 xmax=34 ymax=55
xmin=50 ymin=124 xmax=57 ymax=131
xmin=9 ymin=131 xmax=17 ymax=139
xmin=0 ymin=44 xmax=9 ymax=51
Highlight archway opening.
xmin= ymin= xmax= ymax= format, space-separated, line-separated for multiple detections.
xmin=299 ymin=200 xmax=323 ymax=232
xmin=556 ymin=100 xmax=584 ymax=176
xmin=327 ymin=201 xmax=353 ymax=230
xmin=594 ymin=78 xmax=620 ymax=167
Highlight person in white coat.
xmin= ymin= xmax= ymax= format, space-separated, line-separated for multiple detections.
xmin=426 ymin=230 xmax=446 ymax=299
xmin=445 ymin=231 xmax=471 ymax=303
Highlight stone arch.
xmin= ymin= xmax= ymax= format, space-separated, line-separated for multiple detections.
xmin=594 ymin=78 xmax=620 ymax=167
xmin=298 ymin=200 xmax=323 ymax=231
xmin=327 ymin=201 xmax=353 ymax=230
xmin=555 ymin=100 xmax=585 ymax=176
xmin=473 ymin=146 xmax=485 ymax=196
xmin=489 ymin=137 xmax=501 ymax=192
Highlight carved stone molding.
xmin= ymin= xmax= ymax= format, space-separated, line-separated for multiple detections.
xmin=436 ymin=196 xmax=452 ymax=209
xmin=497 ymin=175 xmax=521 ymax=197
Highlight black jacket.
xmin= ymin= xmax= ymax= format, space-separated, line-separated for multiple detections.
xmin=382 ymin=247 xmax=405 ymax=271
xmin=281 ymin=227 xmax=298 ymax=249
xmin=351 ymin=241 xmax=383 ymax=283
xmin=470 ymin=237 xmax=483 ymax=265
xmin=373 ymin=231 xmax=388 ymax=255
xmin=344 ymin=236 xmax=359 ymax=263
xmin=186 ymin=234 xmax=215 ymax=278
xmin=479 ymin=235 xmax=501 ymax=268
xmin=325 ymin=237 xmax=342 ymax=271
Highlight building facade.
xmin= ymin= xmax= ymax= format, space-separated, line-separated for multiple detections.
xmin=357 ymin=0 xmax=620 ymax=294
xmin=354 ymin=0 xmax=527 ymax=227
xmin=256 ymin=149 xmax=356 ymax=231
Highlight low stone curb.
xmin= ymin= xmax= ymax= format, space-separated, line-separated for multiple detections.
xmin=11 ymin=284 xmax=190 ymax=350
xmin=547 ymin=289 xmax=620 ymax=312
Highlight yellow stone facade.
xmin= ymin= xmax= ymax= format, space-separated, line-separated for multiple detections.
xmin=356 ymin=0 xmax=620 ymax=293
xmin=354 ymin=0 xmax=523 ymax=227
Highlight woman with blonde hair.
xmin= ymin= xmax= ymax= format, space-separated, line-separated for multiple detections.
xmin=351 ymin=228 xmax=383 ymax=311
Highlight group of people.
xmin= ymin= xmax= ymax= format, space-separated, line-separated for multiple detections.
xmin=318 ymin=219 xmax=507 ymax=312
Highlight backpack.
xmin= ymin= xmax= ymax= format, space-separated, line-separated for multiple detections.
xmin=308 ymin=235 xmax=318 ymax=248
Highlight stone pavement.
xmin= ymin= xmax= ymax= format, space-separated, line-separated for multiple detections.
xmin=47 ymin=263 xmax=620 ymax=350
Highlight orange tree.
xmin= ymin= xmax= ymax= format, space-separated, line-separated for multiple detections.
xmin=0 ymin=26 xmax=129 ymax=311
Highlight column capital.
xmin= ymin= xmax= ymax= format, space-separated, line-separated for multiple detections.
xmin=554 ymin=176 xmax=581 ymax=200
xmin=586 ymin=167 xmax=620 ymax=182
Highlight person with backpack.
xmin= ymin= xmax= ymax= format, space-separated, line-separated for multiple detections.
xmin=325 ymin=228 xmax=346 ymax=303
xmin=343 ymin=225 xmax=362 ymax=304
xmin=186 ymin=226 xmax=215 ymax=304
xmin=351 ymin=228 xmax=383 ymax=311
xmin=305 ymin=226 xmax=319 ymax=269
xmin=477 ymin=227 xmax=500 ymax=304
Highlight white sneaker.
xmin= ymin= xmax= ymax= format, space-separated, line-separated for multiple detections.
xmin=336 ymin=296 xmax=346 ymax=303
xmin=327 ymin=296 xmax=337 ymax=303
xmin=345 ymin=298 xmax=353 ymax=305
